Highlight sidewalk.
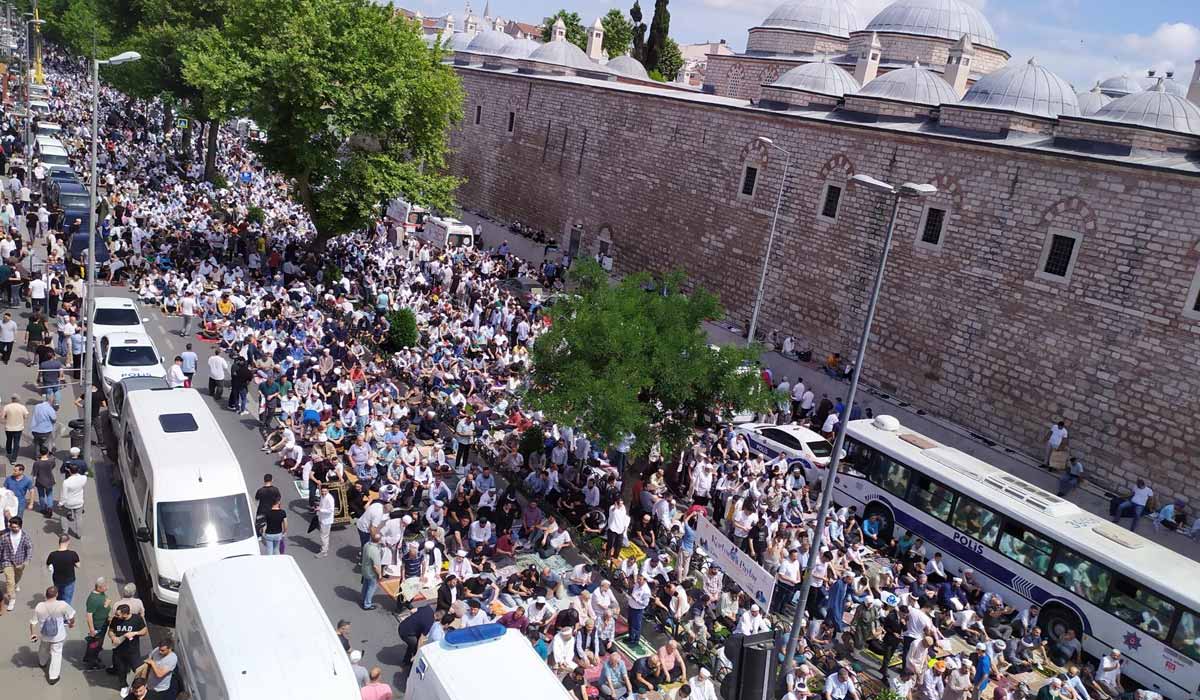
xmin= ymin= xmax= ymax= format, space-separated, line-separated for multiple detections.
xmin=458 ymin=210 xmax=1200 ymax=562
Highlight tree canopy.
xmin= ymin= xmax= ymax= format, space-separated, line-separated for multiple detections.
xmin=629 ymin=1 xmax=647 ymax=62
xmin=540 ymin=10 xmax=587 ymax=51
xmin=657 ymin=37 xmax=684 ymax=81
xmin=527 ymin=259 xmax=768 ymax=457
xmin=600 ymin=9 xmax=633 ymax=58
xmin=643 ymin=0 xmax=670 ymax=75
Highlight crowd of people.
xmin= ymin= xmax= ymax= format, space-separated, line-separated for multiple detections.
xmin=0 ymin=42 xmax=1185 ymax=700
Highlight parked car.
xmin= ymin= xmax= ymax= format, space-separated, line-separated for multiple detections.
xmin=733 ymin=421 xmax=840 ymax=481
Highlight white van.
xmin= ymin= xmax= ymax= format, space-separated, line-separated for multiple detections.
xmin=176 ymin=556 xmax=359 ymax=700
xmin=407 ymin=624 xmax=572 ymax=700
xmin=36 ymin=121 xmax=62 ymax=138
xmin=385 ymin=196 xmax=430 ymax=238
xmin=422 ymin=216 xmax=475 ymax=249
xmin=116 ymin=388 xmax=259 ymax=608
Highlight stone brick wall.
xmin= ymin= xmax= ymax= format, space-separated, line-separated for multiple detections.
xmin=938 ymin=105 xmax=1056 ymax=135
xmin=449 ymin=66 xmax=1200 ymax=502
xmin=1057 ymin=118 xmax=1200 ymax=153
xmin=759 ymin=86 xmax=842 ymax=110
xmin=847 ymin=31 xmax=1009 ymax=75
xmin=746 ymin=28 xmax=849 ymax=56
xmin=842 ymin=95 xmax=934 ymax=119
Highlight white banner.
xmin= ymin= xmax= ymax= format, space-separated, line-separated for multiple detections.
xmin=695 ymin=515 xmax=775 ymax=609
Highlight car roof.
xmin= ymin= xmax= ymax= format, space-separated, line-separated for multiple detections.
xmin=57 ymin=182 xmax=87 ymax=193
xmin=94 ymin=296 xmax=138 ymax=310
xmin=103 ymin=331 xmax=155 ymax=346
xmin=741 ymin=422 xmax=826 ymax=441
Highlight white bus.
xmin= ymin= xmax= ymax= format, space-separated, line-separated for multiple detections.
xmin=834 ymin=416 xmax=1200 ymax=700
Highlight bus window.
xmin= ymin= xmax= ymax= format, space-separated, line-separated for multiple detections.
xmin=873 ymin=455 xmax=911 ymax=497
xmin=1104 ymin=577 xmax=1175 ymax=640
xmin=844 ymin=438 xmax=877 ymax=476
xmin=1170 ymin=610 xmax=1200 ymax=662
xmin=996 ymin=521 xmax=1054 ymax=575
xmin=949 ymin=497 xmax=1001 ymax=547
xmin=908 ymin=474 xmax=954 ymax=521
xmin=1048 ymin=549 xmax=1111 ymax=605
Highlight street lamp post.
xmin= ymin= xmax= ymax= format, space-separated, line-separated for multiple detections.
xmin=21 ymin=17 xmax=42 ymax=160
xmin=776 ymin=173 xmax=937 ymax=686
xmin=746 ymin=136 xmax=791 ymax=347
xmin=80 ymin=50 xmax=140 ymax=472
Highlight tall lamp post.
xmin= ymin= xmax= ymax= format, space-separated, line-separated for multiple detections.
xmin=80 ymin=50 xmax=140 ymax=471
xmin=746 ymin=136 xmax=791 ymax=347
xmin=777 ymin=173 xmax=937 ymax=685
xmin=21 ymin=16 xmax=42 ymax=159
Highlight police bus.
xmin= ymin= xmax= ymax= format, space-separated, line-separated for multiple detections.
xmin=834 ymin=415 xmax=1199 ymax=700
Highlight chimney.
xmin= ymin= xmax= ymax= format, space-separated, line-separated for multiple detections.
xmin=943 ymin=33 xmax=975 ymax=97
xmin=464 ymin=13 xmax=479 ymax=35
xmin=853 ymin=31 xmax=882 ymax=85
xmin=1189 ymin=59 xmax=1200 ymax=106
xmin=551 ymin=17 xmax=566 ymax=42
xmin=586 ymin=17 xmax=604 ymax=61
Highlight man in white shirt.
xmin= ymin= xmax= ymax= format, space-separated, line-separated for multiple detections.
xmin=166 ymin=356 xmax=186 ymax=388
xmin=178 ymin=290 xmax=197 ymax=337
xmin=206 ymin=347 xmax=229 ymax=400
xmin=316 ymin=484 xmax=336 ymax=557
xmin=29 ymin=585 xmax=76 ymax=684
xmin=1114 ymin=479 xmax=1154 ymax=531
xmin=736 ymin=604 xmax=770 ymax=635
xmin=28 ymin=276 xmax=47 ymax=315
xmin=773 ymin=548 xmax=803 ymax=613
xmin=59 ymin=463 xmax=87 ymax=540
xmin=605 ymin=501 xmax=630 ymax=559
xmin=356 ymin=500 xmax=388 ymax=547
xmin=626 ymin=575 xmax=652 ymax=646
xmin=1096 ymin=649 xmax=1122 ymax=696
xmin=1043 ymin=420 xmax=1069 ymax=465
xmin=824 ymin=667 xmax=860 ymax=700
xmin=689 ymin=668 xmax=719 ymax=700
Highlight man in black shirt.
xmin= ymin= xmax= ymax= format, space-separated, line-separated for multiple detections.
xmin=254 ymin=474 xmax=281 ymax=522
xmin=563 ymin=666 xmax=588 ymax=700
xmin=397 ymin=603 xmax=437 ymax=665
xmin=107 ymin=604 xmax=148 ymax=686
xmin=45 ymin=534 xmax=80 ymax=606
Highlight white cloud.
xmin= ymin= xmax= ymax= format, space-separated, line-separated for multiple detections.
xmin=1120 ymin=22 xmax=1200 ymax=76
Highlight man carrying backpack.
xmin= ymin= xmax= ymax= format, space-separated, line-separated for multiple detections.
xmin=29 ymin=585 xmax=76 ymax=685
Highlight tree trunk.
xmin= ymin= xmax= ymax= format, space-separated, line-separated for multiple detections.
xmin=204 ymin=120 xmax=219 ymax=182
xmin=296 ymin=170 xmax=327 ymax=250
xmin=182 ymin=121 xmax=193 ymax=161
xmin=161 ymin=104 xmax=173 ymax=135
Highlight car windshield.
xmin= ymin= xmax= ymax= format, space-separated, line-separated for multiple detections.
xmin=107 ymin=346 xmax=158 ymax=367
xmin=806 ymin=440 xmax=833 ymax=458
xmin=40 ymin=153 xmax=68 ymax=165
xmin=156 ymin=494 xmax=254 ymax=550
xmin=448 ymin=233 xmax=472 ymax=247
xmin=60 ymin=194 xmax=89 ymax=209
xmin=94 ymin=308 xmax=140 ymax=326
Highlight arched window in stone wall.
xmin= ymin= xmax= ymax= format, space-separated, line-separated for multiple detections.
xmin=737 ymin=137 xmax=772 ymax=201
xmin=1035 ymin=196 xmax=1096 ymax=285
xmin=816 ymin=154 xmax=856 ymax=224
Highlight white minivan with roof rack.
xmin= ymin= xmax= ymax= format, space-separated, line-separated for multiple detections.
xmin=116 ymin=388 xmax=259 ymax=609
xmin=91 ymin=296 xmax=148 ymax=344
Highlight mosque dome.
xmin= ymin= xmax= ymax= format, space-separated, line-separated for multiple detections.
xmin=465 ymin=30 xmax=513 ymax=55
xmin=606 ymin=55 xmax=650 ymax=80
xmin=498 ymin=38 xmax=540 ymax=59
xmin=1075 ymin=83 xmax=1112 ymax=116
xmin=445 ymin=32 xmax=475 ymax=52
xmin=527 ymin=39 xmax=601 ymax=71
xmin=771 ymin=60 xmax=860 ymax=97
xmin=865 ymin=0 xmax=999 ymax=49
xmin=1092 ymin=80 xmax=1200 ymax=135
xmin=858 ymin=61 xmax=958 ymax=105
xmin=760 ymin=0 xmax=860 ymax=39
xmin=959 ymin=57 xmax=1079 ymax=118
xmin=1097 ymin=74 xmax=1142 ymax=98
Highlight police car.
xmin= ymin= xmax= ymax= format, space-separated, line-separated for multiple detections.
xmin=732 ymin=422 xmax=839 ymax=481
xmin=96 ymin=333 xmax=166 ymax=398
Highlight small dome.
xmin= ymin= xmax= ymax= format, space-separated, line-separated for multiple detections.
xmin=446 ymin=32 xmax=475 ymax=52
xmin=1075 ymin=83 xmax=1112 ymax=116
xmin=1093 ymin=80 xmax=1200 ymax=135
xmin=960 ymin=57 xmax=1078 ymax=118
xmin=866 ymin=0 xmax=999 ymax=49
xmin=498 ymin=38 xmax=540 ymax=59
xmin=859 ymin=61 xmax=958 ymax=105
xmin=1098 ymin=74 xmax=1142 ymax=98
xmin=606 ymin=55 xmax=650 ymax=80
xmin=527 ymin=39 xmax=600 ymax=71
xmin=465 ymin=29 xmax=513 ymax=55
xmin=760 ymin=0 xmax=860 ymax=39
xmin=771 ymin=60 xmax=860 ymax=97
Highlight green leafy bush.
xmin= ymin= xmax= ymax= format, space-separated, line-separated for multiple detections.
xmin=383 ymin=308 xmax=419 ymax=352
xmin=247 ymin=206 xmax=266 ymax=225
xmin=518 ymin=424 xmax=545 ymax=458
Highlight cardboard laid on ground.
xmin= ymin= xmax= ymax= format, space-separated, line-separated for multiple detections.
xmin=614 ymin=634 xmax=657 ymax=660
xmin=695 ymin=514 xmax=776 ymax=608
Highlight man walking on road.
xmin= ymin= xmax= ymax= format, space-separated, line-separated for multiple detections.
xmin=83 ymin=577 xmax=111 ymax=670
xmin=167 ymin=356 xmax=186 ymax=389
xmin=181 ymin=343 xmax=198 ymax=387
xmin=29 ymin=585 xmax=75 ymax=685
xmin=1 ymin=515 xmax=32 ymax=611
xmin=31 ymin=447 xmax=56 ymax=515
xmin=30 ymin=399 xmax=56 ymax=457
xmin=4 ymin=464 xmax=32 ymax=520
xmin=178 ymin=290 xmax=196 ymax=337
xmin=207 ymin=347 xmax=229 ymax=400
xmin=316 ymin=483 xmax=335 ymax=557
xmin=0 ymin=311 xmax=17 ymax=363
xmin=60 ymin=463 xmax=87 ymax=539
xmin=3 ymin=394 xmax=28 ymax=461
xmin=361 ymin=530 xmax=383 ymax=610
xmin=45 ymin=534 xmax=80 ymax=606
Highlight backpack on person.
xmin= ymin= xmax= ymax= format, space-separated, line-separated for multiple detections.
xmin=39 ymin=613 xmax=60 ymax=638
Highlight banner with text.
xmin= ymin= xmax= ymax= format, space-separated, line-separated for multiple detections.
xmin=695 ymin=515 xmax=775 ymax=608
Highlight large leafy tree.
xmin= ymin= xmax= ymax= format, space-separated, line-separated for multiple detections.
xmin=228 ymin=0 xmax=462 ymax=245
xmin=600 ymin=9 xmax=633 ymax=58
xmin=643 ymin=0 xmax=670 ymax=75
xmin=540 ymin=9 xmax=587 ymax=50
xmin=527 ymin=260 xmax=768 ymax=458
xmin=657 ymin=37 xmax=683 ymax=81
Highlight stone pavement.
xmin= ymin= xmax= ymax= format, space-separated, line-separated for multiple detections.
xmin=459 ymin=210 xmax=1200 ymax=562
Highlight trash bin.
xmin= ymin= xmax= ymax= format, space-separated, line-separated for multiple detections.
xmin=69 ymin=418 xmax=87 ymax=451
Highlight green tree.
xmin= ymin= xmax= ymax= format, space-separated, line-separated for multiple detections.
xmin=657 ymin=37 xmax=683 ymax=81
xmin=228 ymin=0 xmax=463 ymax=245
xmin=527 ymin=259 xmax=768 ymax=457
xmin=179 ymin=26 xmax=255 ymax=180
xmin=540 ymin=9 xmax=586 ymax=50
xmin=629 ymin=1 xmax=647 ymax=62
xmin=600 ymin=8 xmax=633 ymax=58
xmin=383 ymin=309 xmax=420 ymax=351
xmin=643 ymin=0 xmax=670 ymax=75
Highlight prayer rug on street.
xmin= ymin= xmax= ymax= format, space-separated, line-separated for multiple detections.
xmin=614 ymin=635 xmax=657 ymax=660
xmin=294 ymin=480 xmax=307 ymax=498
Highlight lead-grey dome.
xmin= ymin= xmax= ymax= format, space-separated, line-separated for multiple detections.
xmin=606 ymin=55 xmax=650 ymax=80
xmin=1076 ymin=83 xmax=1112 ymax=116
xmin=465 ymin=30 xmax=513 ymax=55
xmin=1098 ymin=74 xmax=1142 ymax=98
xmin=866 ymin=0 xmax=999 ymax=49
xmin=760 ymin=0 xmax=860 ymax=39
xmin=959 ymin=58 xmax=1078 ymax=118
xmin=858 ymin=61 xmax=958 ymax=105
xmin=498 ymin=38 xmax=539 ymax=59
xmin=527 ymin=39 xmax=602 ymax=71
xmin=1093 ymin=80 xmax=1200 ymax=135
xmin=771 ymin=60 xmax=860 ymax=96
xmin=445 ymin=32 xmax=475 ymax=51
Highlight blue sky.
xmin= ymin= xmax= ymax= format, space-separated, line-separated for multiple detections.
xmin=392 ymin=0 xmax=1200 ymax=88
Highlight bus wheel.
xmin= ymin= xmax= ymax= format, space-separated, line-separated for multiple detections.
xmin=863 ymin=502 xmax=895 ymax=542
xmin=1038 ymin=603 xmax=1083 ymax=643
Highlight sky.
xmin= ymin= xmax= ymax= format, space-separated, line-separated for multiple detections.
xmin=390 ymin=0 xmax=1200 ymax=89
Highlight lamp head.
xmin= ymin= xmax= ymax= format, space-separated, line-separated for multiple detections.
xmin=898 ymin=183 xmax=938 ymax=198
xmin=105 ymin=51 xmax=142 ymax=65
xmin=850 ymin=173 xmax=894 ymax=194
